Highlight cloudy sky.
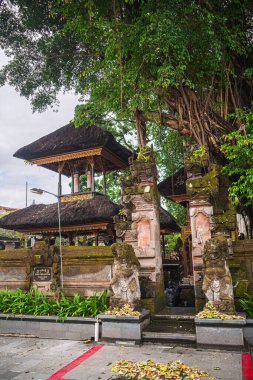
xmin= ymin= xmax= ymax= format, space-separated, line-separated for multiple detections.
xmin=0 ymin=50 xmax=79 ymax=208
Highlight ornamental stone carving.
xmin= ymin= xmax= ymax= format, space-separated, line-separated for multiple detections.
xmin=110 ymin=242 xmax=141 ymax=309
xmin=202 ymin=236 xmax=235 ymax=313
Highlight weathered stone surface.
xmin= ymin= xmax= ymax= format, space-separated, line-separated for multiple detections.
xmin=115 ymin=149 xmax=165 ymax=313
xmin=110 ymin=242 xmax=141 ymax=309
xmin=99 ymin=310 xmax=150 ymax=342
xmin=0 ymin=245 xmax=114 ymax=297
xmin=202 ymin=236 xmax=235 ymax=313
xmin=195 ymin=318 xmax=245 ymax=348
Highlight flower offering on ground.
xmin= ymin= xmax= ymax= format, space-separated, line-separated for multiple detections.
xmin=105 ymin=304 xmax=141 ymax=316
xmin=196 ymin=302 xmax=244 ymax=320
xmin=111 ymin=359 xmax=217 ymax=380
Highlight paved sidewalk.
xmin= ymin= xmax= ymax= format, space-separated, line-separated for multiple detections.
xmin=0 ymin=336 xmax=242 ymax=380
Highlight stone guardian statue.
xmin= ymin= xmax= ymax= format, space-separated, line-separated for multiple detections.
xmin=202 ymin=236 xmax=235 ymax=313
xmin=110 ymin=242 xmax=141 ymax=309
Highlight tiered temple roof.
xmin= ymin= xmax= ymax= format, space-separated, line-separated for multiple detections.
xmin=14 ymin=123 xmax=133 ymax=176
xmin=0 ymin=194 xmax=119 ymax=235
xmin=0 ymin=195 xmax=180 ymax=235
xmin=0 ymin=123 xmax=180 ymax=237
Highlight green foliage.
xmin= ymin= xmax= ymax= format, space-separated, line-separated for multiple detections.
xmin=191 ymin=145 xmax=207 ymax=160
xmin=1 ymin=0 xmax=252 ymax=121
xmin=162 ymin=198 xmax=187 ymax=226
xmin=79 ymin=170 xmax=126 ymax=204
xmin=0 ymin=288 xmax=108 ymax=319
xmin=221 ymin=110 xmax=253 ymax=206
xmin=239 ymin=292 xmax=253 ymax=318
xmin=136 ymin=146 xmax=151 ymax=162
xmin=165 ymin=233 xmax=182 ymax=251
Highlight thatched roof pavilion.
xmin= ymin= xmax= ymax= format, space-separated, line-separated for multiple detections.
xmin=0 ymin=194 xmax=120 ymax=236
xmin=14 ymin=123 xmax=133 ymax=176
xmin=0 ymin=195 xmax=180 ymax=236
xmin=160 ymin=207 xmax=180 ymax=234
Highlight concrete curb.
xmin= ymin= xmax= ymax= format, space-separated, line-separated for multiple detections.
xmin=194 ymin=317 xmax=245 ymax=349
xmin=0 ymin=313 xmax=97 ymax=340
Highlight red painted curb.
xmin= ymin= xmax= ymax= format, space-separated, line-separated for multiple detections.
xmin=242 ymin=353 xmax=253 ymax=380
xmin=47 ymin=344 xmax=104 ymax=380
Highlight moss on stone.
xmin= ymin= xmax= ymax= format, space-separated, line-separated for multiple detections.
xmin=186 ymin=164 xmax=219 ymax=194
xmin=111 ymin=242 xmax=140 ymax=268
xmin=62 ymin=246 xmax=113 ymax=259
xmin=234 ymin=280 xmax=249 ymax=298
xmin=216 ymin=202 xmax=236 ymax=224
xmin=124 ymin=184 xmax=144 ymax=195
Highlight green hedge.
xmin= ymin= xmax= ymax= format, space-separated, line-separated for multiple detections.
xmin=0 ymin=288 xmax=107 ymax=319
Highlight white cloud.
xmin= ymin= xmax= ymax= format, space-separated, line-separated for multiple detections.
xmin=0 ymin=50 xmax=79 ymax=208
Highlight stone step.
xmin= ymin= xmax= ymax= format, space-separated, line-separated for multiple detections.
xmin=142 ymin=331 xmax=196 ymax=346
xmin=152 ymin=307 xmax=196 ymax=322
xmin=144 ymin=321 xmax=195 ymax=334
xmin=152 ymin=314 xmax=195 ymax=321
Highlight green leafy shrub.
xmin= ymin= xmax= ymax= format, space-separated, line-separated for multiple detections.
xmin=0 ymin=288 xmax=107 ymax=320
xmin=240 ymin=293 xmax=253 ymax=318
xmin=221 ymin=110 xmax=253 ymax=206
xmin=111 ymin=359 xmax=215 ymax=380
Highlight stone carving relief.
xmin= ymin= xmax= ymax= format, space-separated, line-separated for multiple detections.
xmin=202 ymin=236 xmax=235 ymax=313
xmin=110 ymin=242 xmax=141 ymax=309
xmin=191 ymin=210 xmax=212 ymax=255
xmin=137 ymin=219 xmax=151 ymax=251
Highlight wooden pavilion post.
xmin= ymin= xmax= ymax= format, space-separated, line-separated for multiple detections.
xmin=58 ymin=162 xmax=65 ymax=196
xmin=73 ymin=171 xmax=80 ymax=193
xmin=103 ymin=171 xmax=107 ymax=195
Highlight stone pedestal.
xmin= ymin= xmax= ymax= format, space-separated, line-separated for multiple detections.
xmin=115 ymin=149 xmax=165 ymax=313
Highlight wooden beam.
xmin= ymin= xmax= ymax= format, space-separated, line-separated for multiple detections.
xmin=101 ymin=147 xmax=128 ymax=169
xmin=32 ymin=148 xmax=103 ymax=165
xmin=17 ymin=222 xmax=110 ymax=234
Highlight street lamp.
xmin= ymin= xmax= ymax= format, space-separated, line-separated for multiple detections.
xmin=30 ymin=187 xmax=63 ymax=289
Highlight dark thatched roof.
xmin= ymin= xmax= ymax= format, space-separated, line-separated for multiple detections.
xmin=159 ymin=207 xmax=181 ymax=233
xmin=14 ymin=124 xmax=133 ymax=175
xmin=0 ymin=194 xmax=180 ymax=234
xmin=0 ymin=194 xmax=120 ymax=232
xmin=158 ymin=168 xmax=186 ymax=198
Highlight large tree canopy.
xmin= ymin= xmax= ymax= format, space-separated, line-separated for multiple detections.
xmin=0 ymin=0 xmax=252 ymax=151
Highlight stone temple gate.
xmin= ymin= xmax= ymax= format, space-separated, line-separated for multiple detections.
xmin=0 ymin=123 xmax=179 ymax=313
xmin=0 ymin=122 xmax=251 ymax=313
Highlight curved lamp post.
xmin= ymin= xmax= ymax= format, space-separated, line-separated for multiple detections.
xmin=30 ymin=187 xmax=63 ymax=289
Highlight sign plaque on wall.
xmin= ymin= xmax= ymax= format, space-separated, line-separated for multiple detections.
xmin=33 ymin=267 xmax=52 ymax=282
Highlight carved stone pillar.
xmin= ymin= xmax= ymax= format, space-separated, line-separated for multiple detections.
xmin=115 ymin=148 xmax=165 ymax=313
xmin=184 ymin=142 xmax=236 ymax=311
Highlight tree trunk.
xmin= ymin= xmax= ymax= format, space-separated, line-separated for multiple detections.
xmin=134 ymin=108 xmax=147 ymax=147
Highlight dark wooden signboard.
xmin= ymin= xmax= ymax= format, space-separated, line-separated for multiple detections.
xmin=33 ymin=267 xmax=52 ymax=282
